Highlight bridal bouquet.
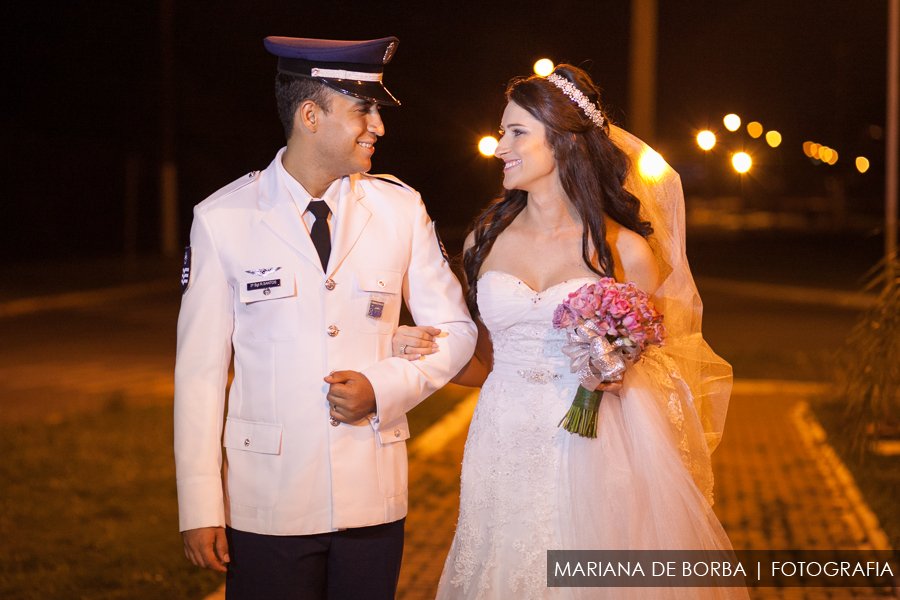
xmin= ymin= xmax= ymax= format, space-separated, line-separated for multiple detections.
xmin=552 ymin=279 xmax=666 ymax=438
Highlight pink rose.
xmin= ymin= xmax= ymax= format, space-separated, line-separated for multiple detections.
xmin=568 ymin=294 xmax=596 ymax=319
xmin=573 ymin=283 xmax=595 ymax=296
xmin=621 ymin=313 xmax=639 ymax=331
xmin=597 ymin=277 xmax=615 ymax=288
xmin=596 ymin=318 xmax=615 ymax=337
xmin=629 ymin=329 xmax=648 ymax=344
xmin=599 ymin=288 xmax=619 ymax=313
xmin=552 ymin=304 xmax=579 ymax=329
xmin=609 ymin=298 xmax=632 ymax=318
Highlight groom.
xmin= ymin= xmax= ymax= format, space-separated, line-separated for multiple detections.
xmin=174 ymin=35 xmax=476 ymax=599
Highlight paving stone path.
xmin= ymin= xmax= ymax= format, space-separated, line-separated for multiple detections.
xmin=396 ymin=392 xmax=896 ymax=600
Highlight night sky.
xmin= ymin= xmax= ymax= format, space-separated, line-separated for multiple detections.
xmin=1 ymin=0 xmax=890 ymax=261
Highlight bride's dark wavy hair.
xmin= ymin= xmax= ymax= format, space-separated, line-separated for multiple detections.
xmin=462 ymin=64 xmax=652 ymax=316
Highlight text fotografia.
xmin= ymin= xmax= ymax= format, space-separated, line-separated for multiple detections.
xmin=547 ymin=550 xmax=898 ymax=588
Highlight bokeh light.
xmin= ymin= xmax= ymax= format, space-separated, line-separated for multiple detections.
xmin=747 ymin=122 xmax=763 ymax=138
xmin=809 ymin=143 xmax=821 ymax=159
xmin=478 ymin=136 xmax=499 ymax=156
xmin=724 ymin=114 xmax=741 ymax=132
xmin=732 ymin=152 xmax=752 ymax=173
xmin=533 ymin=59 xmax=554 ymax=76
xmin=819 ymin=147 xmax=833 ymax=163
xmin=803 ymin=141 xmax=815 ymax=157
xmin=639 ymin=149 xmax=667 ymax=181
xmin=826 ymin=150 xmax=839 ymax=165
xmin=765 ymin=131 xmax=782 ymax=148
xmin=697 ymin=130 xmax=716 ymax=150
xmin=856 ymin=156 xmax=870 ymax=173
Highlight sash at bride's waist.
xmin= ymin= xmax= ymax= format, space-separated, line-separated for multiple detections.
xmin=490 ymin=356 xmax=574 ymax=386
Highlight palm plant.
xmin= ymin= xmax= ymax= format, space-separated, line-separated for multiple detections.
xmin=837 ymin=259 xmax=900 ymax=455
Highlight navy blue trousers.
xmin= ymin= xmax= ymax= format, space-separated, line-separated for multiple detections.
xmin=225 ymin=519 xmax=405 ymax=600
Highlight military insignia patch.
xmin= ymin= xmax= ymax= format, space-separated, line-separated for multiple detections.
xmin=383 ymin=41 xmax=396 ymax=64
xmin=433 ymin=222 xmax=450 ymax=264
xmin=367 ymin=298 xmax=385 ymax=319
xmin=181 ymin=247 xmax=192 ymax=294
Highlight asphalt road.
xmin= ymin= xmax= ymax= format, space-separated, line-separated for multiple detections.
xmin=0 ymin=289 xmax=179 ymax=424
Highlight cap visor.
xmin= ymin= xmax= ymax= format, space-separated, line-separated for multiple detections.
xmin=323 ymin=79 xmax=400 ymax=106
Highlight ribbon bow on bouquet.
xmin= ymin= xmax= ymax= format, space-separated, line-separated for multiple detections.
xmin=552 ymin=280 xmax=666 ymax=438
xmin=561 ymin=320 xmax=644 ymax=390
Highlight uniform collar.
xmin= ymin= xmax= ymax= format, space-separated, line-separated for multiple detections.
xmin=275 ymin=150 xmax=341 ymax=216
xmin=260 ymin=148 xmax=371 ymax=276
xmin=260 ymin=148 xmax=367 ymax=209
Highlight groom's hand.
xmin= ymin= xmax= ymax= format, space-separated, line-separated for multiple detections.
xmin=182 ymin=526 xmax=229 ymax=572
xmin=325 ymin=370 xmax=376 ymax=423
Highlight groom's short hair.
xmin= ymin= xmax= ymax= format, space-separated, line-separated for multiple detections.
xmin=274 ymin=73 xmax=334 ymax=141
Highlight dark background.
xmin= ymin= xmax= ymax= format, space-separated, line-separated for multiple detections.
xmin=1 ymin=0 xmax=891 ymax=261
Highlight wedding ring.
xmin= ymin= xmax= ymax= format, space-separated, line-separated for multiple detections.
xmin=330 ymin=416 xmax=339 ymax=427
xmin=399 ymin=344 xmax=407 ymax=355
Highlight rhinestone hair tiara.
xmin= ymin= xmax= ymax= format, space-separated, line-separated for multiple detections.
xmin=546 ymin=73 xmax=605 ymax=128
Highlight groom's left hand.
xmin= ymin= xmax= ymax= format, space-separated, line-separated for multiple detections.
xmin=325 ymin=370 xmax=377 ymax=423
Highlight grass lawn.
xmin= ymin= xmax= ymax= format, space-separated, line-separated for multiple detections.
xmin=0 ymin=400 xmax=223 ymax=600
xmin=0 ymin=385 xmax=471 ymax=599
xmin=809 ymin=399 xmax=900 ymax=552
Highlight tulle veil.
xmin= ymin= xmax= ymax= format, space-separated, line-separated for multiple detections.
xmin=556 ymin=126 xmax=746 ymax=599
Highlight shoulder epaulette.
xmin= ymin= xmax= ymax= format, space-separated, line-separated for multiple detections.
xmin=207 ymin=170 xmax=261 ymax=202
xmin=365 ymin=173 xmax=417 ymax=193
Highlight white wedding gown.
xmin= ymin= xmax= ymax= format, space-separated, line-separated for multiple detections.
xmin=435 ymin=271 xmax=749 ymax=600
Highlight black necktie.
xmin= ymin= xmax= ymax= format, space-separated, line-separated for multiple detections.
xmin=307 ymin=200 xmax=331 ymax=270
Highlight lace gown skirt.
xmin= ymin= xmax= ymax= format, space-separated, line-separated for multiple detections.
xmin=437 ymin=364 xmax=577 ymax=600
xmin=435 ymin=272 xmax=748 ymax=600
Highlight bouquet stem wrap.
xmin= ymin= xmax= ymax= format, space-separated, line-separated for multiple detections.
xmin=558 ymin=385 xmax=603 ymax=437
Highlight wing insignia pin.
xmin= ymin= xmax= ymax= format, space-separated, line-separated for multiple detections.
xmin=245 ymin=267 xmax=282 ymax=277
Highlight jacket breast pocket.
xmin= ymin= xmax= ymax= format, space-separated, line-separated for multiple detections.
xmin=375 ymin=420 xmax=411 ymax=498
xmin=223 ymin=418 xmax=283 ymax=510
xmin=352 ymin=269 xmax=402 ymax=335
xmin=238 ymin=273 xmax=297 ymax=342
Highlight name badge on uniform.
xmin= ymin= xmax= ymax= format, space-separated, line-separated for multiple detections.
xmin=367 ymin=297 xmax=386 ymax=319
xmin=239 ymin=271 xmax=295 ymax=304
xmin=247 ymin=279 xmax=281 ymax=296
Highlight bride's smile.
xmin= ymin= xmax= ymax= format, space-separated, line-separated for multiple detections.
xmin=494 ymin=101 xmax=560 ymax=194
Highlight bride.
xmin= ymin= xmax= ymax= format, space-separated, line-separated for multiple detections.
xmin=393 ymin=65 xmax=747 ymax=600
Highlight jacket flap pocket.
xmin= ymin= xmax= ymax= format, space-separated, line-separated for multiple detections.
xmin=355 ymin=269 xmax=401 ymax=294
xmin=378 ymin=421 xmax=411 ymax=444
xmin=224 ymin=418 xmax=283 ymax=455
xmin=239 ymin=272 xmax=296 ymax=304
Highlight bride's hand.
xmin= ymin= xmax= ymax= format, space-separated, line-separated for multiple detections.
xmin=392 ymin=325 xmax=441 ymax=361
xmin=595 ymin=381 xmax=623 ymax=395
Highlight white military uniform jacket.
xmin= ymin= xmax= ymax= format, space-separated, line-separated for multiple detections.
xmin=174 ymin=148 xmax=476 ymax=535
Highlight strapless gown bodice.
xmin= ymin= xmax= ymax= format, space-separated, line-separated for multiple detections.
xmin=476 ymin=270 xmax=597 ymax=386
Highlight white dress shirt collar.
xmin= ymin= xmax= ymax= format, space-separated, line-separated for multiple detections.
xmin=276 ymin=157 xmax=341 ymax=220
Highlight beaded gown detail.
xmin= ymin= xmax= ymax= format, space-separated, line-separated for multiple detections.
xmin=435 ymin=271 xmax=748 ymax=600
